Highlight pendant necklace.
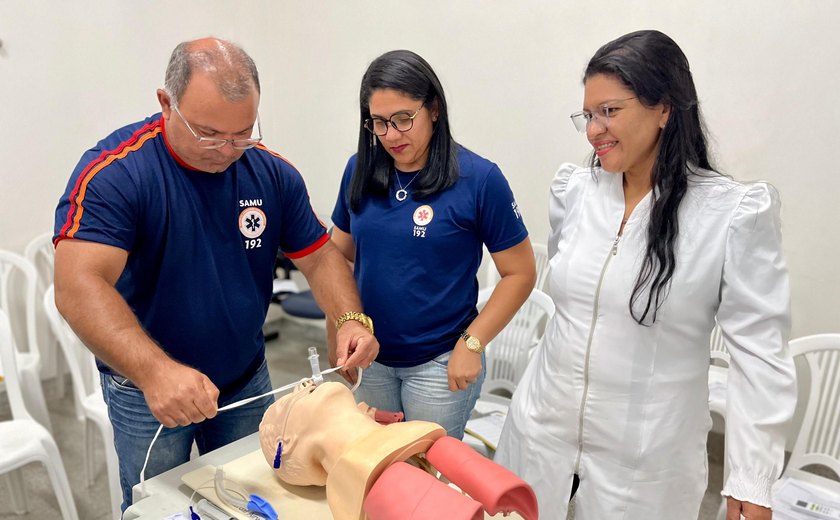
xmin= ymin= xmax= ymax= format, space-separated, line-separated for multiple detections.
xmin=394 ymin=169 xmax=421 ymax=202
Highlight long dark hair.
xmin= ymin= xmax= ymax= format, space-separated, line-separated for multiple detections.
xmin=349 ymin=50 xmax=459 ymax=211
xmin=585 ymin=30 xmax=715 ymax=325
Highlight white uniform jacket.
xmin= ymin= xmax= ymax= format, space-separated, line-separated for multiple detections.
xmin=495 ymin=164 xmax=796 ymax=519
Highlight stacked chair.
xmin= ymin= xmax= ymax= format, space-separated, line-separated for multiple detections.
xmin=25 ymin=232 xmax=65 ymax=400
xmin=44 ymin=285 xmax=122 ymax=520
xmin=0 ymin=250 xmax=53 ymax=432
xmin=464 ymin=287 xmax=554 ymax=458
xmin=0 ymin=309 xmax=78 ymax=519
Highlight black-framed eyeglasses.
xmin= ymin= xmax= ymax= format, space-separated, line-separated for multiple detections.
xmin=171 ymin=104 xmax=262 ymax=150
xmin=569 ymin=97 xmax=637 ymax=133
xmin=363 ymin=106 xmax=423 ymax=136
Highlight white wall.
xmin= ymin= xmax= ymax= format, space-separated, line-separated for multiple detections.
xmin=0 ymin=0 xmax=837 ymax=338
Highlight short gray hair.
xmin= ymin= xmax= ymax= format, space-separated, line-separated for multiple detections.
xmin=164 ymin=38 xmax=260 ymax=106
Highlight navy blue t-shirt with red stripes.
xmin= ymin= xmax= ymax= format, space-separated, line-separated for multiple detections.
xmin=54 ymin=113 xmax=327 ymax=398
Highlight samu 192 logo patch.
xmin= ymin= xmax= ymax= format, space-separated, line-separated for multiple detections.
xmin=412 ymin=205 xmax=433 ymax=238
xmin=239 ymin=207 xmax=266 ymax=249
xmin=413 ymin=205 xmax=434 ymax=226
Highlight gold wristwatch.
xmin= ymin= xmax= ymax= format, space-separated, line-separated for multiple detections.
xmin=335 ymin=311 xmax=374 ymax=334
xmin=460 ymin=330 xmax=484 ymax=354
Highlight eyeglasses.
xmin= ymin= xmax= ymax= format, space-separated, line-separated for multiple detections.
xmin=171 ymin=104 xmax=262 ymax=149
xmin=569 ymin=97 xmax=637 ymax=133
xmin=363 ymin=106 xmax=423 ymax=136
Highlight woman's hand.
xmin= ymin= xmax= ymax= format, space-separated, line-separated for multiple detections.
xmin=448 ymin=343 xmax=482 ymax=391
xmin=726 ymin=497 xmax=772 ymax=520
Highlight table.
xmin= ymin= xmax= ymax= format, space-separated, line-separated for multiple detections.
xmin=124 ymin=427 xmax=525 ymax=520
xmin=124 ymin=432 xmax=265 ymax=519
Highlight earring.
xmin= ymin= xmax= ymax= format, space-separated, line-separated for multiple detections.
xmin=370 ymin=133 xmax=376 ymax=148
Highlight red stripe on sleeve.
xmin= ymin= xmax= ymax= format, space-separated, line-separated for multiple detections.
xmin=255 ymin=143 xmax=298 ymax=170
xmin=283 ymin=233 xmax=330 ymax=259
xmin=58 ymin=120 xmax=161 ymax=238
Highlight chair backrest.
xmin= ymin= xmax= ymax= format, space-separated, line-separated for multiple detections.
xmin=785 ymin=333 xmax=840 ymax=481
xmin=483 ymin=242 xmax=550 ymax=292
xmin=0 ymin=250 xmax=41 ymax=363
xmin=25 ymin=233 xmax=58 ymax=372
xmin=477 ymin=287 xmax=554 ymax=397
xmin=709 ymin=321 xmax=730 ymax=367
xmin=43 ymin=285 xmax=101 ymax=419
xmin=273 ymin=242 xmax=327 ymax=325
xmin=532 ymin=243 xmax=550 ymax=293
xmin=0 ymin=309 xmax=34 ymax=422
xmin=24 ymin=232 xmax=55 ymax=294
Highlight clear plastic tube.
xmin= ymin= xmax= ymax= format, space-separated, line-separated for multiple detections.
xmin=195 ymin=498 xmax=234 ymax=520
xmin=214 ymin=467 xmax=248 ymax=511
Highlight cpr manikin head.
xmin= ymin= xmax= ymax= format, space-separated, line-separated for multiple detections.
xmin=259 ymin=380 xmax=364 ymax=486
xmin=258 ymin=381 xmax=446 ymax=520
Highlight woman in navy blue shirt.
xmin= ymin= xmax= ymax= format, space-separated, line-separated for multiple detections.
xmin=330 ymin=50 xmax=536 ymax=439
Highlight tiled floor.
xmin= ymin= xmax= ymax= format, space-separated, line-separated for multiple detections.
xmin=0 ymin=318 xmax=727 ymax=519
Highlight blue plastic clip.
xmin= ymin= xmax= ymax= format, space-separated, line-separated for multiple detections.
xmin=273 ymin=441 xmax=282 ymax=469
xmin=247 ymin=494 xmax=277 ymax=520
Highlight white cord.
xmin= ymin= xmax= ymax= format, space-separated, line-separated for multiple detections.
xmin=138 ymin=365 xmax=362 ymax=496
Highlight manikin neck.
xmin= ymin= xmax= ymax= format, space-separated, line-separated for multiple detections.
xmin=320 ymin=408 xmax=385 ymax=470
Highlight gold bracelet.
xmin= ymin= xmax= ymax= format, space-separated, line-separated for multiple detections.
xmin=335 ymin=311 xmax=374 ymax=335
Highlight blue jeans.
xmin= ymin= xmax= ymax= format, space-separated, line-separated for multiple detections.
xmin=100 ymin=360 xmax=274 ymax=513
xmin=354 ymin=350 xmax=485 ymax=439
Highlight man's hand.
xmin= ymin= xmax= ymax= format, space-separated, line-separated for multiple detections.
xmin=136 ymin=360 xmax=219 ymax=428
xmin=334 ymin=320 xmax=379 ymax=385
xmin=328 ymin=340 xmax=354 ymax=384
xmin=448 ymin=342 xmax=482 ymax=391
xmin=726 ymin=497 xmax=772 ymax=520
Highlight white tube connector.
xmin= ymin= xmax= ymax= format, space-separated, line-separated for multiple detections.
xmin=308 ymin=346 xmax=324 ymax=385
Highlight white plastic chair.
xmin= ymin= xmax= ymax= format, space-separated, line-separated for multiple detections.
xmin=23 ymin=233 xmax=54 ymax=278
xmin=463 ymin=393 xmax=512 ymax=458
xmin=708 ymin=322 xmax=731 ymax=518
xmin=709 ymin=322 xmax=729 ymax=367
xmin=0 ymin=309 xmax=79 ymax=519
xmin=531 ymin=243 xmax=550 ymax=293
xmin=774 ymin=334 xmax=840 ymax=493
xmin=43 ymin=285 xmax=122 ymax=520
xmin=707 ymin=322 xmax=729 ymax=423
xmin=269 ymin=260 xmax=326 ymax=333
xmin=716 ymin=333 xmax=840 ymax=520
xmin=265 ymin=216 xmax=334 ymax=336
xmin=25 ymin=232 xmax=66 ymax=399
xmin=463 ymin=289 xmax=553 ymax=457
xmin=484 ymin=242 xmax=551 ymax=293
xmin=0 ymin=249 xmax=53 ymax=432
xmin=476 ymin=287 xmax=554 ymax=398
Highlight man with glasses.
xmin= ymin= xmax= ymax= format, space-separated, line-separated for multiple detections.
xmin=53 ymin=37 xmax=378 ymax=512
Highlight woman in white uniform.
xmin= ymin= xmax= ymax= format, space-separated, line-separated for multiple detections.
xmin=495 ymin=30 xmax=796 ymax=520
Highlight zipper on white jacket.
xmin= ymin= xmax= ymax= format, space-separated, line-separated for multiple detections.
xmin=573 ymin=232 xmax=623 ymax=475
